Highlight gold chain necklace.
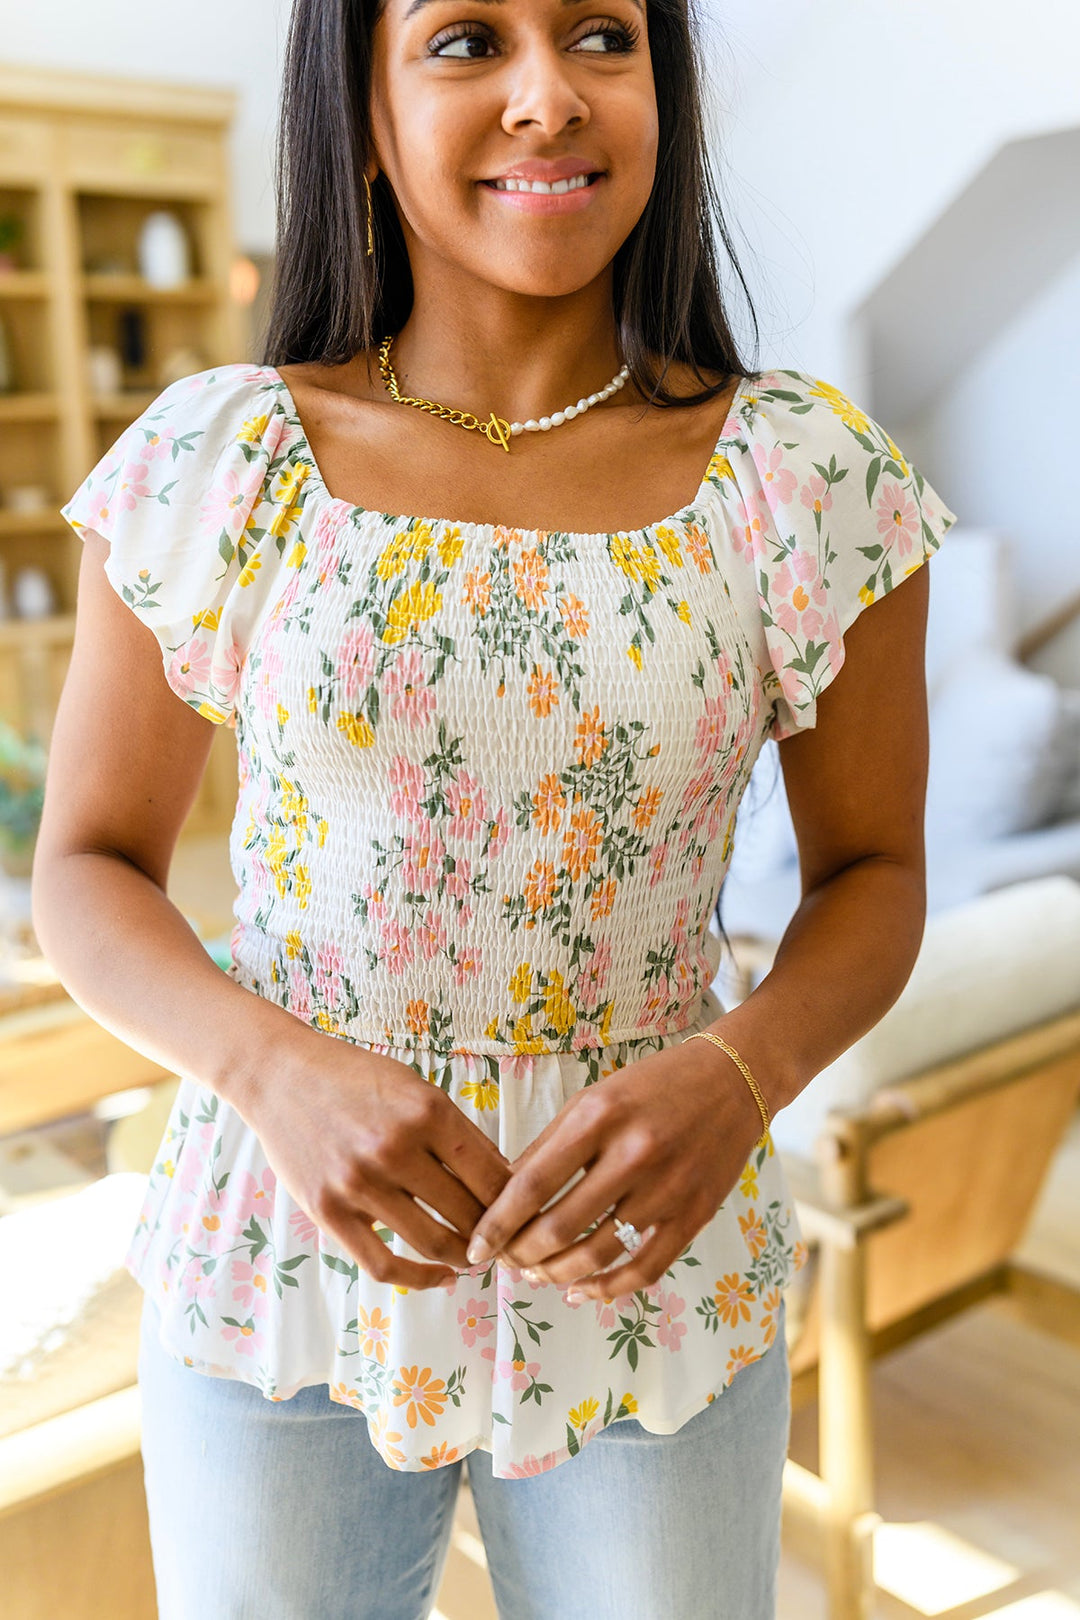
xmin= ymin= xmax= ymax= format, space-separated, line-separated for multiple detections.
xmin=376 ymin=331 xmax=630 ymax=454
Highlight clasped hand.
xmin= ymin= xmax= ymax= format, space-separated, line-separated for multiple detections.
xmin=466 ymin=1039 xmax=766 ymax=1300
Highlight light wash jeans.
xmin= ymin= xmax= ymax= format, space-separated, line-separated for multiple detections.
xmin=138 ymin=1292 xmax=790 ymax=1620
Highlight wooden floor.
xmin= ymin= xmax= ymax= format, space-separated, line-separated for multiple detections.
xmin=433 ymin=1110 xmax=1080 ymax=1619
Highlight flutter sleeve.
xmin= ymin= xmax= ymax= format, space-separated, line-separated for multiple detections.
xmin=60 ymin=364 xmax=294 ymax=728
xmin=741 ymin=371 xmax=959 ymax=740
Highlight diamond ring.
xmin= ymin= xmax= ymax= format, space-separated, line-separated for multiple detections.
xmin=613 ymin=1216 xmax=647 ymax=1256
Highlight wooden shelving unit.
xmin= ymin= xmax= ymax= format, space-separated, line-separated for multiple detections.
xmin=0 ymin=62 xmax=246 ymax=838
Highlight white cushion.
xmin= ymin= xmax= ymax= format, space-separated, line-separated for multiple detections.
xmin=924 ymin=650 xmax=1071 ymax=840
xmin=923 ymin=530 xmax=1016 ymax=698
xmin=771 ymin=875 xmax=1080 ymax=1156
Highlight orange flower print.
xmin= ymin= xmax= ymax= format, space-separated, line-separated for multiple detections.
xmin=406 ymin=999 xmax=431 ymax=1037
xmin=683 ymin=522 xmax=712 ymax=573
xmin=463 ymin=570 xmax=491 ymax=615
xmin=792 ymin=1239 xmax=810 ymax=1273
xmin=590 ymin=877 xmax=617 ymax=919
xmin=713 ymin=1273 xmax=755 ymax=1327
xmin=532 ymin=775 xmax=566 ymax=834
xmin=562 ymin=807 xmax=602 ymax=882
xmin=370 ymin=1409 xmax=407 ymax=1469
xmin=558 ymin=593 xmax=589 ymax=637
xmin=392 ymin=1365 xmax=449 ymax=1429
xmin=738 ymin=1208 xmax=768 ymax=1261
xmin=358 ymin=1305 xmax=392 ymax=1364
xmin=493 ymin=525 xmax=524 ymax=553
xmin=421 ymin=1442 xmax=460 ymax=1469
xmin=632 ymin=785 xmax=664 ymax=831
xmin=523 ymin=860 xmax=558 ymax=913
xmin=727 ymin=1344 xmax=762 ymax=1377
xmin=513 ymin=546 xmax=549 ymax=610
xmin=527 ymin=667 xmax=559 ymax=717
xmin=759 ymin=1287 xmax=782 ymax=1347
xmin=329 ymin=1381 xmax=362 ymax=1409
xmin=575 ymin=705 xmax=608 ymax=767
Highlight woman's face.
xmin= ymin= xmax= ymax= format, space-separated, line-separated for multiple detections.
xmin=368 ymin=0 xmax=659 ymax=299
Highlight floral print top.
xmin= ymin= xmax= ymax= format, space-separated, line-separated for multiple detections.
xmin=61 ymin=362 xmax=957 ymax=1477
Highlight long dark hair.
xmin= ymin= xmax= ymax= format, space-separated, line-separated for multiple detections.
xmin=261 ymin=0 xmax=761 ymax=410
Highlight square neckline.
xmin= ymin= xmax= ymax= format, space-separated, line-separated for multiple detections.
xmin=260 ymin=363 xmax=763 ymax=543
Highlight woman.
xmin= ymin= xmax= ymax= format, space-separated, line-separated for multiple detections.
xmin=33 ymin=0 xmax=957 ymax=1614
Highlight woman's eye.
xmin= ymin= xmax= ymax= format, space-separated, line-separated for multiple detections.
xmin=429 ymin=21 xmax=637 ymax=58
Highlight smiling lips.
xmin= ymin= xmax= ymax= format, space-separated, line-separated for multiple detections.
xmin=480 ymin=171 xmax=605 ymax=211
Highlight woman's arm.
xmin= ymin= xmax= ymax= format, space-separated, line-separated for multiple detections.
xmin=465 ymin=560 xmax=934 ymax=1288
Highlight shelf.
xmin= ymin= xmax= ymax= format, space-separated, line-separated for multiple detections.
xmin=81 ymin=272 xmax=217 ymax=305
xmin=0 ymin=393 xmax=59 ymax=422
xmin=0 ymin=271 xmax=51 ymax=299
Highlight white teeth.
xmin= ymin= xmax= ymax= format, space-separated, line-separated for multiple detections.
xmin=491 ymin=173 xmax=593 ymax=194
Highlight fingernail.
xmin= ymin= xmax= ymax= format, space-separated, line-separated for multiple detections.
xmin=564 ymin=1288 xmax=589 ymax=1304
xmin=467 ymin=1234 xmax=494 ymax=1266
xmin=522 ymin=1267 xmax=545 ymax=1284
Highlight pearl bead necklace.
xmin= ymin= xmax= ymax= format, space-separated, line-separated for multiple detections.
xmin=509 ymin=363 xmax=631 ymax=437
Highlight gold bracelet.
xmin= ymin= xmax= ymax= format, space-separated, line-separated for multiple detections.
xmin=683 ymin=1031 xmax=771 ymax=1149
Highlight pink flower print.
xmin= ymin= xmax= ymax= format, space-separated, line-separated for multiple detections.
xmin=215 ymin=638 xmax=244 ymax=709
xmin=657 ymin=1290 xmax=687 ymax=1351
xmin=451 ymin=944 xmax=483 ymax=986
xmin=167 ymin=636 xmax=212 ymax=698
xmin=233 ymin=1166 xmax=277 ymax=1224
xmin=694 ymin=693 xmax=729 ymax=762
xmin=800 ymin=473 xmax=833 ymax=518
xmin=679 ymin=767 xmax=712 ymax=819
xmin=201 ymin=467 xmax=261 ymax=539
xmin=715 ymin=647 xmax=733 ymax=684
xmin=179 ymin=1261 xmax=217 ymax=1303
xmin=497 ymin=1358 xmax=541 ymax=1392
xmin=596 ymin=1302 xmax=617 ymax=1329
xmin=506 ymin=1455 xmax=551 ymax=1477
xmin=337 ymin=624 xmax=376 ymax=703
xmin=876 ymin=479 xmax=919 ymax=557
xmin=289 ymin=1205 xmax=319 ymax=1245
xmin=287 ymin=970 xmax=313 ymax=1025
xmin=446 ymin=771 xmax=487 ymax=841
xmin=576 ymin=938 xmax=612 ymax=1003
xmin=380 ymin=916 xmax=415 ymax=976
xmin=260 ymin=639 xmax=286 ymax=685
xmin=458 ymin=1299 xmax=494 ymax=1347
xmin=732 ymin=495 xmax=771 ymax=562
xmin=384 ymin=650 xmax=437 ymax=728
xmin=402 ymin=824 xmax=446 ymax=895
xmin=444 ymin=856 xmax=473 ymax=904
xmin=770 ymin=551 xmax=827 ymax=635
xmin=115 ymin=459 xmax=154 ymax=514
xmin=487 ymin=805 xmax=511 ymax=859
xmin=672 ymin=895 xmax=691 ymax=935
xmin=417 ymin=908 xmax=448 ymax=961
xmin=648 ymin=842 xmax=669 ymax=887
xmin=752 ymin=442 xmax=798 ymax=512
xmin=222 ymin=1318 xmax=263 ymax=1357
xmin=388 ymin=756 xmax=425 ymax=822
xmin=231 ymin=1252 xmax=272 ymax=1314
xmin=359 ymin=881 xmax=388 ymax=921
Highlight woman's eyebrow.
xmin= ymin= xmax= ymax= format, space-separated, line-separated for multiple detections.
xmin=404 ymin=0 xmax=643 ymax=17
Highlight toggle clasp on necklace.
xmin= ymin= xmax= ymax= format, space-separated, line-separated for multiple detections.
xmin=481 ymin=413 xmax=512 ymax=452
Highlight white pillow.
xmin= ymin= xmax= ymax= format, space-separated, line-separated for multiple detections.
xmin=925 ymin=650 xmax=1070 ymax=841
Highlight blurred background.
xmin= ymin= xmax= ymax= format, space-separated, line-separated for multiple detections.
xmin=0 ymin=4 xmax=1077 ymax=1618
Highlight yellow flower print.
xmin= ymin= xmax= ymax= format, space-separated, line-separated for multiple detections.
xmin=239 ymin=412 xmax=272 ymax=446
xmin=384 ymin=580 xmax=443 ymax=644
xmin=675 ymin=600 xmax=691 ymax=625
xmin=238 ymin=552 xmax=262 ymax=589
xmin=532 ymin=775 xmax=566 ymax=834
xmin=737 ymin=1160 xmax=759 ymax=1201
xmin=286 ymin=540 xmax=306 ymax=568
xmin=885 ymin=433 xmax=909 ymax=476
xmin=307 ymin=685 xmax=318 ymax=713
xmin=337 ymin=711 xmax=376 ymax=747
xmin=392 ymin=1366 xmax=449 ymax=1429
xmin=598 ymin=1001 xmax=613 ymax=1045
xmin=627 ymin=643 xmax=643 ymax=671
xmin=568 ymin=1397 xmax=599 ymax=1430
xmin=621 ymin=1392 xmax=638 ymax=1414
xmin=637 ymin=544 xmax=662 ymax=592
xmin=808 ymin=379 xmax=871 ymax=435
xmin=275 ymin=703 xmax=289 ymax=728
xmin=294 ymin=864 xmax=311 ymax=909
xmin=858 ymin=583 xmax=875 ymax=607
xmin=705 ymin=451 xmax=736 ymax=483
xmin=377 ymin=532 xmax=413 ymax=580
xmin=575 ymin=705 xmax=608 ymax=767
xmin=461 ymin=1076 xmax=500 ymax=1111
xmin=407 ymin=522 xmax=435 ymax=561
xmin=542 ymin=969 xmax=577 ymax=1036
xmin=270 ymin=463 xmax=311 ymax=539
xmin=509 ymin=963 xmax=533 ymax=1003
xmin=511 ymin=1014 xmax=547 ymax=1054
xmin=161 ymin=1158 xmax=175 ymax=1179
xmin=437 ymin=526 xmax=463 ymax=567
xmin=527 ymin=667 xmax=559 ymax=718
xmin=610 ymin=533 xmax=644 ymax=581
xmin=653 ymin=526 xmax=684 ymax=568
xmin=358 ymin=1305 xmax=392 ymax=1364
xmin=194 ymin=605 xmax=221 ymax=631
xmin=317 ymin=817 xmax=328 ymax=848
xmin=270 ymin=958 xmax=281 ymax=984
xmin=196 ymin=701 xmax=229 ymax=724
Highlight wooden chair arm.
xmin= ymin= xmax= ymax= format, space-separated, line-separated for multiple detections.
xmin=779 ymin=1150 xmax=910 ymax=1249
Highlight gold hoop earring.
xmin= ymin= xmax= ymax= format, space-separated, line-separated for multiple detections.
xmin=363 ymin=172 xmax=375 ymax=258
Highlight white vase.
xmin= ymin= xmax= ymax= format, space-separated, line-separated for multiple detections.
xmin=137 ymin=211 xmax=191 ymax=289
